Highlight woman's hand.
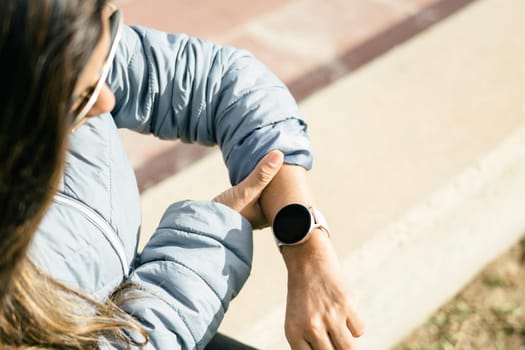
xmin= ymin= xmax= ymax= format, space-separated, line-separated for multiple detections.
xmin=253 ymin=162 xmax=365 ymax=349
xmin=282 ymin=231 xmax=365 ymax=350
xmin=217 ymin=155 xmax=365 ymax=348
xmin=213 ymin=150 xmax=284 ymax=229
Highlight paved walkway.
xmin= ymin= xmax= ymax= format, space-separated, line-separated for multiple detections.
xmin=116 ymin=0 xmax=525 ymax=348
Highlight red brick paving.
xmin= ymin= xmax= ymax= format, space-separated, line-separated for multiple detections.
xmin=118 ymin=0 xmax=292 ymax=39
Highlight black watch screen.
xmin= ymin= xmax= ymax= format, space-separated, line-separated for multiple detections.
xmin=272 ymin=203 xmax=312 ymax=244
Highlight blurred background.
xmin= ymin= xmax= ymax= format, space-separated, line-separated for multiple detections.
xmin=114 ymin=0 xmax=525 ymax=348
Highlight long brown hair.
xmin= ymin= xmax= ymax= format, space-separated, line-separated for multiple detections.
xmin=0 ymin=0 xmax=147 ymax=348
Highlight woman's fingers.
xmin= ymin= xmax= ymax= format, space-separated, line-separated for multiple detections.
xmin=283 ymin=236 xmax=365 ymax=350
xmin=329 ymin=324 xmax=356 ymax=350
xmin=212 ymin=150 xmax=283 ymax=227
xmin=346 ymin=295 xmax=365 ymax=338
xmin=239 ymin=150 xmax=283 ymax=202
xmin=305 ymin=331 xmax=335 ymax=350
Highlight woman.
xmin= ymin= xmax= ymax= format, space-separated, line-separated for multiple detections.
xmin=0 ymin=0 xmax=364 ymax=349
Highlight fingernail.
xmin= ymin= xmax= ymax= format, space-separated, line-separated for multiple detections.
xmin=268 ymin=151 xmax=283 ymax=167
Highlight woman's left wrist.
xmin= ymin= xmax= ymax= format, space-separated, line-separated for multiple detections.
xmin=281 ymin=229 xmax=334 ymax=271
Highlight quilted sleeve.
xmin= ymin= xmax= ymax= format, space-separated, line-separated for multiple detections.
xmin=108 ymin=25 xmax=313 ymax=184
xmin=101 ymin=200 xmax=253 ymax=350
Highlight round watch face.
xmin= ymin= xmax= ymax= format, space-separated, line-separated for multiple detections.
xmin=273 ymin=204 xmax=312 ymax=244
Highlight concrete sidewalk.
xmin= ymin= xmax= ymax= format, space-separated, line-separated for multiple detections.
xmin=137 ymin=0 xmax=525 ymax=348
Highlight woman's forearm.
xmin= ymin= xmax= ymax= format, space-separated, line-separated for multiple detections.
xmin=258 ymin=164 xmax=315 ymax=223
xmin=258 ymin=164 xmax=332 ymax=265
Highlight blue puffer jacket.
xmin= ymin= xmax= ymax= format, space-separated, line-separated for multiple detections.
xmin=29 ymin=25 xmax=312 ymax=349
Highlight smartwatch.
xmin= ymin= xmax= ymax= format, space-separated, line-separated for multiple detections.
xmin=272 ymin=203 xmax=330 ymax=247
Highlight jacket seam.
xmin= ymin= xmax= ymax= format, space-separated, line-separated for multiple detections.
xmin=171 ymin=259 xmax=227 ymax=314
xmin=220 ymin=85 xmax=286 ymax=118
xmin=238 ymin=116 xmax=299 ymax=144
xmin=125 ymin=26 xmax=142 ymax=67
xmin=140 ymin=258 xmax=228 ymax=314
xmin=222 ymin=116 xmax=302 ymax=168
xmin=194 ymin=45 xmax=221 ymax=134
xmin=108 ymin=120 xmax=113 ymax=230
xmin=123 ymin=283 xmax=198 ymax=347
xmin=54 ymin=193 xmax=128 ymax=277
xmin=155 ymin=226 xmax=251 ymax=268
xmin=143 ymin=30 xmax=160 ymax=134
xmin=127 ymin=28 xmax=154 ymax=132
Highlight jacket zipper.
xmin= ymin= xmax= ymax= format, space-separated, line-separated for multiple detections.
xmin=53 ymin=192 xmax=129 ymax=277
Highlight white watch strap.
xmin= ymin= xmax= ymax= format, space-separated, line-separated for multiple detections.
xmin=310 ymin=207 xmax=331 ymax=238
